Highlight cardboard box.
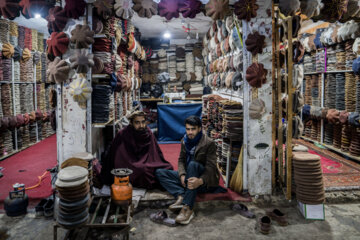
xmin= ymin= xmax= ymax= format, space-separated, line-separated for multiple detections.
xmin=298 ymin=201 xmax=325 ymax=220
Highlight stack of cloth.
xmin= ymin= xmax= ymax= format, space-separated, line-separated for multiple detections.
xmin=333 ymin=124 xmax=343 ymax=149
xmin=341 ymin=125 xmax=352 ymax=152
xmin=326 ymin=46 xmax=337 ymax=71
xmin=36 ymin=57 xmax=42 ymax=83
xmin=92 ymin=85 xmax=112 ymax=123
xmin=21 ymin=125 xmax=30 ymax=148
xmin=29 ymin=123 xmax=37 ymax=143
xmin=324 ymin=122 xmax=334 ymax=145
xmin=41 ymin=53 xmax=47 ymax=83
xmin=2 ymin=58 xmax=12 ymax=82
xmin=292 ymin=152 xmax=325 ymax=204
xmin=38 ymin=33 xmax=44 ymax=52
xmin=304 ymin=75 xmax=312 ymax=105
xmin=350 ymin=128 xmax=360 ymax=156
xmin=0 ymin=19 xmax=10 ymax=43
xmin=93 ymin=38 xmax=113 ymax=74
xmin=336 ymin=43 xmax=346 ymax=70
xmin=55 ymin=166 xmax=90 ymax=228
xmin=345 ymin=72 xmax=356 ymax=112
xmin=2 ymin=130 xmax=14 ymax=155
xmin=311 ymin=74 xmax=320 ymax=106
xmin=157 ymin=49 xmax=167 ymax=73
xmin=9 ymin=21 xmax=18 ymax=46
xmin=14 ymin=85 xmax=20 ymax=114
xmin=194 ymin=57 xmax=203 ymax=82
xmin=325 ymin=73 xmax=336 ymax=109
xmin=24 ymin=27 xmax=32 ymax=50
xmin=1 ymin=84 xmax=13 ymax=116
xmin=18 ymin=26 xmax=25 ymax=49
xmin=222 ymin=101 xmax=243 ymax=140
xmin=31 ymin=29 xmax=38 ymax=51
xmin=220 ymin=138 xmax=230 ymax=175
xmin=20 ymin=59 xmax=34 ymax=82
xmin=168 ymin=55 xmax=176 ymax=80
xmin=303 ymin=54 xmax=313 ymax=73
xmin=336 ymin=73 xmax=346 ymax=111
xmin=345 ymin=40 xmax=356 ymax=70
xmin=189 ymin=83 xmax=203 ymax=95
xmin=176 ymin=46 xmax=186 ymax=72
xmin=185 ymin=52 xmax=194 ymax=74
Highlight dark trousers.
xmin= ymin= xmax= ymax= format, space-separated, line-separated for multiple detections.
xmin=155 ymin=161 xmax=208 ymax=209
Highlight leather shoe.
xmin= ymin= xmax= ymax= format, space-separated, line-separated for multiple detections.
xmin=259 ymin=215 xmax=271 ymax=235
xmin=175 ymin=205 xmax=194 ymax=225
xmin=266 ymin=209 xmax=288 ymax=226
xmin=169 ymin=195 xmax=184 ymax=211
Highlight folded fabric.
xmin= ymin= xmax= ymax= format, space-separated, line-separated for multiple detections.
xmin=47 ymin=6 xmax=68 ymax=32
xmin=64 ymin=0 xmax=86 ymax=19
xmin=114 ymin=0 xmax=134 ymax=19
xmin=133 ymin=0 xmax=158 ymax=18
xmin=70 ymin=24 xmax=95 ymax=49
xmin=245 ymin=31 xmax=265 ymax=56
xmin=47 ymin=57 xmax=70 ymax=84
xmin=69 ymin=49 xmax=94 ymax=73
xmin=179 ymin=0 xmax=201 ymax=18
xmin=205 ymin=0 xmax=229 ymax=20
xmin=246 ymin=63 xmax=267 ymax=88
xmin=158 ymin=0 xmax=180 ymax=20
xmin=234 ymin=0 xmax=258 ymax=21
xmin=0 ymin=0 xmax=21 ymax=20
xmin=46 ymin=32 xmax=69 ymax=57
xmin=94 ymin=0 xmax=114 ymax=20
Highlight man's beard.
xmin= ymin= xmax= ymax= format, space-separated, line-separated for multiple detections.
xmin=135 ymin=127 xmax=146 ymax=132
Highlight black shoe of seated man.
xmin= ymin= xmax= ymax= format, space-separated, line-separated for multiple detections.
xmin=169 ymin=195 xmax=184 ymax=211
xmin=44 ymin=199 xmax=54 ymax=218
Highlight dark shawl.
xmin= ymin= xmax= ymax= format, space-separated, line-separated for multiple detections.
xmin=101 ymin=125 xmax=173 ymax=189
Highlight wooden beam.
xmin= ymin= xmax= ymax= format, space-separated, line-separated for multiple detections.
xmin=271 ymin=1 xmax=277 ymax=191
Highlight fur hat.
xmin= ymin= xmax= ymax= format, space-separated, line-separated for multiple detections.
xmin=246 ymin=62 xmax=267 ymax=88
xmin=0 ymin=0 xmax=21 ymax=20
xmin=47 ymin=57 xmax=70 ymax=84
xmin=205 ymin=0 xmax=229 ymax=20
xmin=114 ymin=0 xmax=134 ymax=19
xmin=279 ymin=0 xmax=300 ymax=16
xmin=234 ymin=0 xmax=259 ymax=21
xmin=47 ymin=6 xmax=68 ymax=32
xmin=64 ymin=0 xmax=86 ymax=19
xmin=158 ymin=0 xmax=180 ymax=20
xmin=46 ymin=32 xmax=69 ymax=57
xmin=245 ymin=31 xmax=265 ymax=56
xmin=2 ymin=43 xmax=14 ymax=58
xmin=22 ymin=48 xmax=31 ymax=62
xmin=70 ymin=24 xmax=95 ymax=49
xmin=69 ymin=49 xmax=94 ymax=73
xmin=133 ymin=0 xmax=158 ymax=18
xmin=179 ymin=0 xmax=202 ymax=19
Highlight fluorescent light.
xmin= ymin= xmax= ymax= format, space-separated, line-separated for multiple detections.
xmin=34 ymin=13 xmax=41 ymax=19
xmin=163 ymin=31 xmax=171 ymax=39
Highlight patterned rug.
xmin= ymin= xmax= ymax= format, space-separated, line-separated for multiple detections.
xmin=295 ymin=139 xmax=360 ymax=191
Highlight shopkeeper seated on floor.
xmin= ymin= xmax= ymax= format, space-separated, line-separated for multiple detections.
xmin=155 ymin=116 xmax=226 ymax=225
xmin=101 ymin=111 xmax=173 ymax=189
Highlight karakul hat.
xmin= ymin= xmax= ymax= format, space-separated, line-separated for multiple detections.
xmin=22 ymin=48 xmax=31 ymax=62
xmin=47 ymin=57 xmax=70 ymax=84
xmin=64 ymin=0 xmax=86 ymax=19
xmin=94 ymin=0 xmax=114 ymax=20
xmin=234 ymin=0 xmax=259 ymax=21
xmin=133 ymin=0 xmax=158 ymax=18
xmin=176 ymin=47 xmax=185 ymax=58
xmin=245 ymin=31 xmax=265 ymax=56
xmin=279 ymin=0 xmax=300 ymax=16
xmin=70 ymin=24 xmax=95 ymax=49
xmin=46 ymin=32 xmax=69 ymax=57
xmin=114 ymin=0 xmax=134 ymax=19
xmin=0 ymin=0 xmax=20 ymax=20
xmin=246 ymin=62 xmax=267 ymax=88
xmin=249 ymin=98 xmax=266 ymax=119
xmin=179 ymin=0 xmax=201 ymax=19
xmin=47 ymin=6 xmax=68 ymax=32
xmin=205 ymin=0 xmax=229 ymax=20
xmin=2 ymin=43 xmax=14 ymax=58
xmin=158 ymin=0 xmax=180 ymax=21
xmin=55 ymin=166 xmax=88 ymax=188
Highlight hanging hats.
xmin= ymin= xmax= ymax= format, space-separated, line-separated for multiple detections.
xmin=246 ymin=62 xmax=267 ymax=88
xmin=2 ymin=43 xmax=14 ymax=58
xmin=225 ymin=71 xmax=234 ymax=88
xmin=205 ymin=0 xmax=229 ymax=20
xmin=16 ymin=114 xmax=24 ymax=128
xmin=321 ymin=0 xmax=349 ymax=21
xmin=279 ymin=0 xmax=300 ymax=16
xmin=232 ymin=71 xmax=242 ymax=91
xmin=23 ymin=113 xmax=29 ymax=124
xmin=158 ymin=0 xmax=180 ymax=20
xmin=133 ymin=0 xmax=158 ymax=18
xmin=19 ymin=0 xmax=54 ymax=19
xmin=22 ymin=48 xmax=31 ymax=62
xmin=92 ymin=56 xmax=104 ymax=74
xmin=13 ymin=45 xmax=23 ymax=61
xmin=64 ymin=0 xmax=86 ymax=19
xmin=47 ymin=6 xmax=68 ymax=33
xmin=300 ymin=0 xmax=324 ymax=18
xmin=47 ymin=57 xmax=70 ymax=84
xmin=70 ymin=24 xmax=95 ymax=49
xmin=94 ymin=0 xmax=114 ymax=20
xmin=0 ymin=0 xmax=21 ymax=20
xmin=46 ymin=32 xmax=69 ymax=57
xmin=249 ymin=98 xmax=266 ymax=119
xmin=179 ymin=0 xmax=202 ymax=19
xmin=114 ymin=0 xmax=134 ymax=19
xmin=245 ymin=31 xmax=265 ymax=56
xmin=69 ymin=49 xmax=94 ymax=74
xmin=339 ymin=111 xmax=349 ymax=124
xmin=234 ymin=0 xmax=259 ymax=21
xmin=69 ymin=77 xmax=92 ymax=103
xmin=29 ymin=111 xmax=36 ymax=123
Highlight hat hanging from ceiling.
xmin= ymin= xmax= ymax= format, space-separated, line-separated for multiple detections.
xmin=46 ymin=32 xmax=69 ymax=57
xmin=245 ymin=31 xmax=265 ymax=56
xmin=70 ymin=24 xmax=95 ymax=49
xmin=179 ymin=0 xmax=202 ymax=19
xmin=279 ymin=0 xmax=300 ymax=16
xmin=133 ymin=0 xmax=158 ymax=18
xmin=158 ymin=0 xmax=180 ymax=20
xmin=246 ymin=62 xmax=267 ymax=88
xmin=69 ymin=49 xmax=95 ymax=74
xmin=22 ymin=48 xmax=31 ymax=62
xmin=13 ymin=45 xmax=23 ymax=61
xmin=47 ymin=6 xmax=68 ymax=33
xmin=321 ymin=0 xmax=349 ymax=21
xmin=23 ymin=113 xmax=29 ymax=124
xmin=64 ymin=0 xmax=86 ymax=19
xmin=0 ymin=0 xmax=21 ymax=20
xmin=205 ymin=0 xmax=229 ymax=20
xmin=19 ymin=0 xmax=55 ymax=19
xmin=114 ymin=0 xmax=134 ymax=19
xmin=234 ymin=0 xmax=259 ymax=21
xmin=2 ymin=43 xmax=14 ymax=58
xmin=47 ymin=57 xmax=70 ymax=84
xmin=94 ymin=0 xmax=114 ymax=20
xmin=300 ymin=0 xmax=324 ymax=18
xmin=249 ymin=98 xmax=266 ymax=119
xmin=69 ymin=76 xmax=92 ymax=104
xmin=339 ymin=111 xmax=349 ymax=124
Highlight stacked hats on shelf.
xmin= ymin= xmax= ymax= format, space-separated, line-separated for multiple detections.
xmin=222 ymin=101 xmax=243 ymax=140
xmin=1 ymin=84 xmax=12 ymax=116
xmin=327 ymin=46 xmax=336 ymax=71
xmin=345 ymin=72 xmax=356 ymax=112
xmin=92 ymin=85 xmax=112 ymax=123
xmin=335 ymin=73 xmax=345 ymax=111
xmin=157 ymin=48 xmax=167 ymax=73
xmin=325 ymin=73 xmax=336 ymax=109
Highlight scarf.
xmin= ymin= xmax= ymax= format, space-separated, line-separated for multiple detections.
xmin=184 ymin=131 xmax=203 ymax=167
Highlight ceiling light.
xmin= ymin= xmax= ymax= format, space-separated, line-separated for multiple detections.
xmin=34 ymin=13 xmax=41 ymax=19
xmin=163 ymin=31 xmax=171 ymax=39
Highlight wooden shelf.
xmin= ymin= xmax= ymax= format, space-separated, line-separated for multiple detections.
xmin=92 ymin=118 xmax=114 ymax=128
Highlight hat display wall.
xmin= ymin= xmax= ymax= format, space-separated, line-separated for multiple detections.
xmin=2 ymin=43 xmax=14 ymax=58
xmin=205 ymin=0 xmax=229 ymax=20
xmin=19 ymin=0 xmax=54 ymax=19
xmin=245 ymin=31 xmax=265 ymax=56
xmin=47 ymin=6 xmax=68 ymax=33
xmin=94 ymin=0 xmax=114 ymax=19
xmin=69 ymin=77 xmax=92 ymax=104
xmin=246 ymin=62 xmax=267 ymax=88
xmin=133 ymin=0 xmax=158 ymax=18
xmin=64 ymin=0 xmax=86 ymax=19
xmin=46 ymin=32 xmax=69 ymax=57
xmin=158 ymin=0 xmax=180 ymax=20
xmin=279 ymin=0 xmax=300 ymax=16
xmin=179 ymin=0 xmax=202 ymax=19
xmin=70 ymin=24 xmax=95 ymax=49
xmin=234 ymin=0 xmax=259 ymax=21
xmin=300 ymin=0 xmax=324 ymax=18
xmin=0 ymin=0 xmax=21 ymax=20
xmin=114 ymin=0 xmax=134 ymax=19
xmin=69 ymin=49 xmax=94 ymax=74
xmin=47 ymin=57 xmax=70 ymax=84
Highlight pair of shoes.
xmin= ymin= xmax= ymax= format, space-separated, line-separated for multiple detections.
xmin=168 ymin=195 xmax=184 ymax=211
xmin=175 ymin=205 xmax=194 ymax=225
xmin=149 ymin=210 xmax=177 ymax=227
xmin=258 ymin=209 xmax=288 ymax=235
xmin=35 ymin=199 xmax=54 ymax=218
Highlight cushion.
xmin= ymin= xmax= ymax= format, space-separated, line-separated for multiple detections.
xmin=234 ymin=0 xmax=258 ymax=21
xmin=13 ymin=45 xmax=23 ymax=61
xmin=133 ymin=0 xmax=157 ymax=18
xmin=46 ymin=32 xmax=69 ymax=57
xmin=94 ymin=0 xmax=114 ymax=20
xmin=47 ymin=57 xmax=70 ymax=84
xmin=114 ymin=0 xmax=134 ymax=19
xmin=249 ymin=98 xmax=266 ymax=119
xmin=300 ymin=0 xmax=324 ymax=18
xmin=246 ymin=62 xmax=267 ymax=88
xmin=47 ymin=6 xmax=68 ymax=32
xmin=179 ymin=0 xmax=202 ymax=19
xmin=279 ymin=0 xmax=300 ymax=16
xmin=19 ymin=0 xmax=54 ymax=19
xmin=2 ymin=43 xmax=14 ymax=58
xmin=64 ymin=0 xmax=86 ymax=19
xmin=69 ymin=49 xmax=95 ymax=74
xmin=22 ymin=48 xmax=31 ymax=62
xmin=158 ymin=0 xmax=180 ymax=20
xmin=0 ymin=0 xmax=21 ymax=20
xmin=205 ymin=0 xmax=229 ymax=20
xmin=70 ymin=24 xmax=95 ymax=49
xmin=245 ymin=31 xmax=265 ymax=56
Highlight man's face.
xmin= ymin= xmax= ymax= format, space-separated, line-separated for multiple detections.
xmin=185 ymin=124 xmax=201 ymax=139
xmin=132 ymin=116 xmax=146 ymax=131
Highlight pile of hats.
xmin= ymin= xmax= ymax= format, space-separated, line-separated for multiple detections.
xmin=345 ymin=40 xmax=356 ymax=70
xmin=0 ymin=19 xmax=10 ymax=43
xmin=345 ymin=72 xmax=356 ymax=112
xmin=176 ymin=47 xmax=186 ymax=72
xmin=0 ymin=85 xmax=3 ymax=118
xmin=292 ymin=152 xmax=325 ymax=205
xmin=1 ymin=129 xmax=14 ymax=156
xmin=311 ymin=74 xmax=320 ymax=107
xmin=55 ymin=165 xmax=90 ymax=228
xmin=24 ymin=28 xmax=32 ymax=50
xmin=336 ymin=44 xmax=346 ymax=70
xmin=9 ymin=21 xmax=18 ymax=46
xmin=109 ymin=93 xmax=114 ymax=120
xmin=350 ymin=128 xmax=360 ymax=156
xmin=157 ymin=49 xmax=167 ymax=73
xmin=220 ymin=138 xmax=230 ymax=175
xmin=13 ymin=61 xmax=20 ymax=82
xmin=186 ymin=52 xmax=194 ymax=74
xmin=2 ymin=58 xmax=12 ymax=82
xmin=41 ymin=53 xmax=47 ymax=83
xmin=222 ymin=100 xmax=243 ymax=140
xmin=20 ymin=58 xmax=34 ymax=82
xmin=38 ymin=33 xmax=44 ymax=52
xmin=14 ymin=85 xmax=20 ymax=114
xmin=304 ymin=75 xmax=312 ymax=105
xmin=324 ymin=122 xmax=334 ymax=145
xmin=29 ymin=122 xmax=37 ymax=143
xmin=304 ymin=120 xmax=312 ymax=138
xmin=20 ymin=125 xmax=30 ymax=148
xmin=325 ymin=73 xmax=336 ymax=109
xmin=315 ymin=50 xmax=326 ymax=73
xmin=92 ymin=85 xmax=112 ymax=123
xmin=1 ymin=84 xmax=13 ymax=116
xmin=327 ymin=46 xmax=337 ymax=71
xmin=168 ymin=55 xmax=177 ymax=81
xmin=93 ymin=38 xmax=112 ymax=75
xmin=341 ymin=124 xmax=352 ymax=152
xmin=18 ymin=26 xmax=25 ymax=49
xmin=311 ymin=120 xmax=321 ymax=142
xmin=333 ymin=124 xmax=343 ymax=149
xmin=38 ymin=84 xmax=46 ymax=112
xmin=336 ymin=73 xmax=346 ymax=111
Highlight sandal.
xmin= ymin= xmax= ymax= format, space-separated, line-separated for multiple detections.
xmin=232 ymin=203 xmax=256 ymax=219
xmin=150 ymin=210 xmax=177 ymax=227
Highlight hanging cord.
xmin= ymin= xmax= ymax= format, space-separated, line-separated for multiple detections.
xmin=25 ymin=170 xmax=49 ymax=191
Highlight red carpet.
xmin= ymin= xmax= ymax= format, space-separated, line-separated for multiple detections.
xmin=296 ymin=139 xmax=360 ymax=191
xmin=159 ymin=144 xmax=251 ymax=202
xmin=0 ymin=135 xmax=57 ymax=209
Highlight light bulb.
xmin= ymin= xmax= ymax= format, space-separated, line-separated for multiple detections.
xmin=35 ymin=13 xmax=41 ymax=18
xmin=163 ymin=31 xmax=171 ymax=39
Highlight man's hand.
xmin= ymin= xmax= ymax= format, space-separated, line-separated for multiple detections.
xmin=180 ymin=175 xmax=186 ymax=187
xmin=187 ymin=177 xmax=203 ymax=190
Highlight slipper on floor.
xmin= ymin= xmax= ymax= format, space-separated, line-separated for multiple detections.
xmin=150 ymin=210 xmax=177 ymax=227
xmin=232 ymin=203 xmax=256 ymax=219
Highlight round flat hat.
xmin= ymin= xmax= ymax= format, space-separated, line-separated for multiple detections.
xmin=58 ymin=166 xmax=89 ymax=182
xmin=55 ymin=175 xmax=88 ymax=188
xmin=292 ymin=144 xmax=308 ymax=152
xmin=292 ymin=152 xmax=321 ymax=161
xmin=71 ymin=152 xmax=93 ymax=161
xmin=56 ymin=182 xmax=88 ymax=192
xmin=293 ymin=160 xmax=321 ymax=167
xmin=58 ymin=202 xmax=88 ymax=215
xmin=57 ymin=213 xmax=89 ymax=228
xmin=296 ymin=190 xmax=325 ymax=199
xmin=296 ymin=185 xmax=324 ymax=194
xmin=293 ymin=164 xmax=322 ymax=172
xmin=58 ymin=207 xmax=88 ymax=222
xmin=58 ymin=185 xmax=90 ymax=201
xmin=61 ymin=158 xmax=88 ymax=169
xmin=59 ymin=193 xmax=90 ymax=208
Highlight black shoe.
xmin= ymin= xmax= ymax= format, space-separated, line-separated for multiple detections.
xmin=44 ymin=199 xmax=54 ymax=218
xmin=35 ymin=199 xmax=48 ymax=217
